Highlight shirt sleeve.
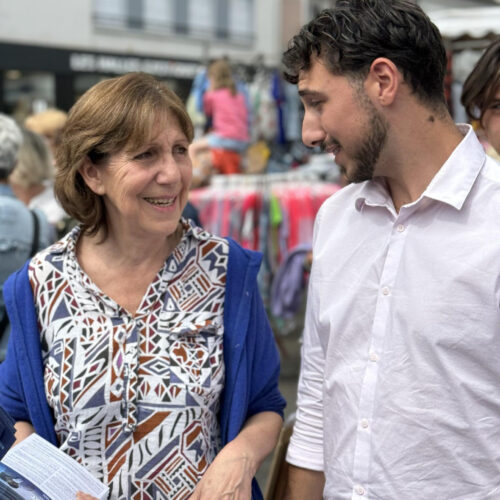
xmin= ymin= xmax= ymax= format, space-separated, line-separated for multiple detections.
xmin=286 ymin=222 xmax=325 ymax=471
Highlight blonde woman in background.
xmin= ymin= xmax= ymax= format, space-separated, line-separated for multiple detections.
xmin=9 ymin=128 xmax=67 ymax=231
xmin=24 ymin=108 xmax=67 ymax=158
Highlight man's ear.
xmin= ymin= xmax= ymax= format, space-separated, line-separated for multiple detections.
xmin=79 ymin=156 xmax=106 ymax=195
xmin=365 ymin=57 xmax=402 ymax=107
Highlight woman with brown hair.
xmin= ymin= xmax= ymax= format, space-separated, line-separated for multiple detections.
xmin=0 ymin=72 xmax=284 ymax=499
xmin=461 ymin=38 xmax=500 ymax=156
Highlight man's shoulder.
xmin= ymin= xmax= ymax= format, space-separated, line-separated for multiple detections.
xmin=0 ymin=196 xmax=34 ymax=238
xmin=0 ymin=195 xmax=30 ymax=216
xmin=318 ymin=181 xmax=368 ymax=217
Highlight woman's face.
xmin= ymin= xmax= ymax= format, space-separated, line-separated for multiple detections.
xmin=482 ymin=88 xmax=500 ymax=154
xmin=89 ymin=114 xmax=192 ymax=241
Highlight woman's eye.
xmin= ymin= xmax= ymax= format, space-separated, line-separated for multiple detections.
xmin=134 ymin=150 xmax=153 ymax=160
xmin=174 ymin=146 xmax=188 ymax=155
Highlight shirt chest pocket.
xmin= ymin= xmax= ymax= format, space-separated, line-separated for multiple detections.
xmin=165 ymin=325 xmax=224 ymax=394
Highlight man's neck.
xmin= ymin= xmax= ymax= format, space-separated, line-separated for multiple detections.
xmin=378 ymin=106 xmax=464 ymax=212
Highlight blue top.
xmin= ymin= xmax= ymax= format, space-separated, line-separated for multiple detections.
xmin=0 ymin=237 xmax=285 ymax=499
xmin=0 ymin=184 xmax=53 ymax=359
xmin=0 ymin=184 xmax=53 ymax=308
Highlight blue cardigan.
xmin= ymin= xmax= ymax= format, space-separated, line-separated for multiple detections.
xmin=0 ymin=238 xmax=285 ymax=498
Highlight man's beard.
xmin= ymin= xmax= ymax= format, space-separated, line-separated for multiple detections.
xmin=326 ymin=89 xmax=389 ymax=184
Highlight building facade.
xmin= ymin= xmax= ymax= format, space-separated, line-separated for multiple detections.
xmin=0 ymin=0 xmax=292 ymax=117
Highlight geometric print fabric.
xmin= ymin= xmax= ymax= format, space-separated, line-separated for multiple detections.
xmin=30 ymin=220 xmax=228 ymax=499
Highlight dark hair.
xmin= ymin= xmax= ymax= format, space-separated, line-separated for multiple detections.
xmin=55 ymin=72 xmax=193 ymax=237
xmin=282 ymin=0 xmax=448 ymax=108
xmin=461 ymin=38 xmax=500 ymax=124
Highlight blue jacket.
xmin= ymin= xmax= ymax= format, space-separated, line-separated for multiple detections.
xmin=0 ymin=238 xmax=285 ymax=498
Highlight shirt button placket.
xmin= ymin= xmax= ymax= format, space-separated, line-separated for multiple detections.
xmin=354 ymin=484 xmax=366 ymax=496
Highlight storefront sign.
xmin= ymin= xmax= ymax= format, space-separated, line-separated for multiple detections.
xmin=69 ymin=52 xmax=202 ymax=78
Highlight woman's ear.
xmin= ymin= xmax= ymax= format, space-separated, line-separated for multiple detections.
xmin=79 ymin=156 xmax=106 ymax=195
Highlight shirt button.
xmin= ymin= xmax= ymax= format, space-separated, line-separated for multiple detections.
xmin=369 ymin=352 xmax=379 ymax=362
xmin=382 ymin=286 xmax=390 ymax=296
xmin=397 ymin=224 xmax=405 ymax=232
xmin=360 ymin=418 xmax=369 ymax=429
xmin=355 ymin=485 xmax=365 ymax=496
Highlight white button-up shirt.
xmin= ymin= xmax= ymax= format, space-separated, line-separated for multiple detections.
xmin=287 ymin=125 xmax=500 ymax=499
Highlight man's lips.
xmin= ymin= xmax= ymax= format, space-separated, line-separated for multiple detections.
xmin=325 ymin=144 xmax=341 ymax=157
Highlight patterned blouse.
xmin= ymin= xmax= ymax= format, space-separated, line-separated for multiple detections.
xmin=29 ymin=220 xmax=229 ymax=499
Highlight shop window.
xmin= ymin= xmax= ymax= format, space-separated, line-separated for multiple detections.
xmin=188 ymin=0 xmax=215 ymax=38
xmin=3 ymin=71 xmax=55 ymax=123
xmin=93 ymin=0 xmax=127 ymax=28
xmin=143 ymin=0 xmax=175 ymax=32
xmin=93 ymin=0 xmax=254 ymax=43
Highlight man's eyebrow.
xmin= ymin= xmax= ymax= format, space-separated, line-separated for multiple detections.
xmin=298 ymin=89 xmax=325 ymax=99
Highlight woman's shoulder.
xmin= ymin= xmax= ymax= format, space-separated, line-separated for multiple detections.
xmin=182 ymin=219 xmax=230 ymax=259
xmin=29 ymin=226 xmax=79 ymax=284
xmin=186 ymin=224 xmax=260 ymax=268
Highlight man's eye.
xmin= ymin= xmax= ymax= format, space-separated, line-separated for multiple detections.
xmin=309 ymin=100 xmax=323 ymax=110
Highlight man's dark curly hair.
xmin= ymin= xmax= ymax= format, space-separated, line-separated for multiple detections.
xmin=282 ymin=0 xmax=447 ymax=108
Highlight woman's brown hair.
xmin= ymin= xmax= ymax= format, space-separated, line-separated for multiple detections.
xmin=54 ymin=72 xmax=194 ymax=237
xmin=461 ymin=38 xmax=500 ymax=125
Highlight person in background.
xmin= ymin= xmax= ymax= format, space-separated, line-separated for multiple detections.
xmin=281 ymin=1 xmax=500 ymax=499
xmin=24 ymin=108 xmax=67 ymax=158
xmin=9 ymin=128 xmax=67 ymax=230
xmin=182 ymin=199 xmax=202 ymax=227
xmin=190 ymin=59 xmax=250 ymax=175
xmin=461 ymin=37 xmax=500 ymax=158
xmin=0 ymin=72 xmax=284 ymax=500
xmin=0 ymin=114 xmax=52 ymax=361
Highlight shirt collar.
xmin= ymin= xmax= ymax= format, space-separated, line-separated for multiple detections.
xmin=355 ymin=124 xmax=485 ymax=212
xmin=422 ymin=124 xmax=484 ymax=210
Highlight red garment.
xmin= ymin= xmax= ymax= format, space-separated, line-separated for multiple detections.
xmin=211 ymin=148 xmax=241 ymax=175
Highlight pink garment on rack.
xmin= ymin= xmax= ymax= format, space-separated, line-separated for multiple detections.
xmin=189 ymin=181 xmax=341 ymax=255
xmin=204 ymin=89 xmax=249 ymax=142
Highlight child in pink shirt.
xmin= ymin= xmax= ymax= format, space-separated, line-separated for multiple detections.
xmin=190 ymin=60 xmax=250 ymax=174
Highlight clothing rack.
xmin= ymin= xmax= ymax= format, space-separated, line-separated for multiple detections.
xmin=189 ymin=174 xmax=340 ymax=302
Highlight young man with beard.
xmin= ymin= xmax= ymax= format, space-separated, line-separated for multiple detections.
xmin=282 ymin=1 xmax=500 ymax=499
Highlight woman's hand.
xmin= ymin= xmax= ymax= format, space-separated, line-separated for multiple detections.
xmin=188 ymin=411 xmax=282 ymax=500
xmin=13 ymin=421 xmax=35 ymax=447
xmin=188 ymin=442 xmax=254 ymax=499
xmin=75 ymin=493 xmax=99 ymax=500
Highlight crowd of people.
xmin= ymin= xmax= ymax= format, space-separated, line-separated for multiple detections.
xmin=0 ymin=0 xmax=499 ymax=499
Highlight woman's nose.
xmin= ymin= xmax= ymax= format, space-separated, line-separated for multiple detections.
xmin=156 ymin=155 xmax=181 ymax=184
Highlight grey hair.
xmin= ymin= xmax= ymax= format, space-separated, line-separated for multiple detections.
xmin=0 ymin=113 xmax=23 ymax=179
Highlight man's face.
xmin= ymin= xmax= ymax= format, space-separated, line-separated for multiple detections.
xmin=298 ymin=57 xmax=389 ymax=183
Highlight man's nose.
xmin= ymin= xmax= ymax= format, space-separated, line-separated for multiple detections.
xmin=302 ymin=112 xmax=325 ymax=148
